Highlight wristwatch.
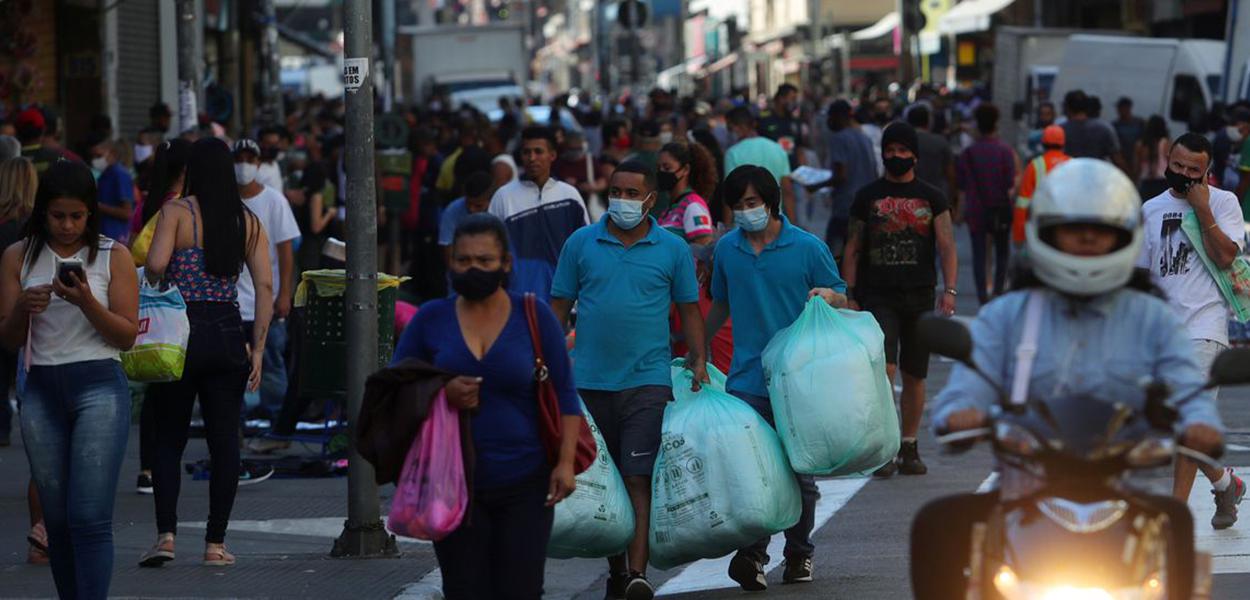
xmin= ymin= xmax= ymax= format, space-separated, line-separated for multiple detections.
xmin=944 ymin=288 xmax=958 ymax=296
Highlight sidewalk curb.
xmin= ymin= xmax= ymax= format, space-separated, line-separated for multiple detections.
xmin=394 ymin=571 xmax=442 ymax=600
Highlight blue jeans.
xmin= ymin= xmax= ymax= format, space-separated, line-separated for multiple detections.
xmin=21 ymin=359 xmax=130 ymax=600
xmin=730 ymin=390 xmax=819 ymax=562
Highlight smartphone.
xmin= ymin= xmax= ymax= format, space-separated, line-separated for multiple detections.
xmin=57 ymin=259 xmax=85 ymax=287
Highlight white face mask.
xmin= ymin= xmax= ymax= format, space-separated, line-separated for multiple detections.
xmin=658 ymin=131 xmax=674 ymax=145
xmin=91 ymin=156 xmax=109 ymax=172
xmin=134 ymin=144 xmax=154 ymax=164
xmin=1227 ymin=125 xmax=1245 ymax=144
xmin=733 ymin=205 xmax=771 ymax=232
xmin=234 ymin=162 xmax=258 ymax=186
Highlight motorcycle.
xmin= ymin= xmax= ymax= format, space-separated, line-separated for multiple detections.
xmin=916 ymin=316 xmax=1250 ymax=600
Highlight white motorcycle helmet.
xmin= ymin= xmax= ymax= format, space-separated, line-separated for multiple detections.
xmin=1024 ymin=158 xmax=1144 ymax=296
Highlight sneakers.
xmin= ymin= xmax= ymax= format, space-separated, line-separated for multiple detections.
xmin=728 ymin=551 xmax=768 ymax=591
xmin=873 ymin=459 xmax=898 ymax=478
xmin=137 ymin=473 xmax=154 ymax=495
xmin=238 ymin=462 xmax=275 ymax=486
xmin=1212 ymin=470 xmax=1246 ymax=530
xmin=246 ymin=437 xmax=292 ymax=454
xmin=782 ymin=557 xmax=814 ymax=584
xmin=897 ymin=440 xmax=928 ymax=476
xmin=604 ymin=571 xmax=628 ymax=600
xmin=624 ymin=572 xmax=654 ymax=600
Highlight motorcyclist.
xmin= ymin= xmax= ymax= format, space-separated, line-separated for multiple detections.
xmin=912 ymin=158 xmax=1224 ymax=600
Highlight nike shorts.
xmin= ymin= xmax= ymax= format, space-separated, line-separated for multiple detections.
xmin=579 ymin=385 xmax=671 ymax=477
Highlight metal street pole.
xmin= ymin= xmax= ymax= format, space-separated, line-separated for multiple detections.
xmin=260 ymin=0 xmax=285 ymax=125
xmin=176 ymin=0 xmax=201 ymax=135
xmin=332 ymin=0 xmax=398 ymax=559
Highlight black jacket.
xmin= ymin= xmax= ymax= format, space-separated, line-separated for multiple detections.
xmin=356 ymin=358 xmax=471 ymax=487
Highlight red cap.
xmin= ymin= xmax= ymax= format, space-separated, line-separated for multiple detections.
xmin=1042 ymin=125 xmax=1065 ymax=148
xmin=15 ymin=107 xmax=45 ymax=133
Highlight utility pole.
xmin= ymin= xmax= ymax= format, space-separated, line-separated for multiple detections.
xmin=260 ymin=0 xmax=285 ymax=125
xmin=332 ymin=0 xmax=398 ymax=559
xmin=176 ymin=0 xmax=201 ymax=135
xmin=380 ymin=0 xmax=396 ymax=111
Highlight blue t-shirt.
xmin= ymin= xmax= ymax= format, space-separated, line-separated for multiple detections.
xmin=438 ymin=197 xmax=470 ymax=246
xmin=97 ymin=164 xmax=134 ymax=241
xmin=711 ymin=216 xmax=846 ymax=397
xmin=391 ymin=292 xmax=581 ymax=489
xmin=826 ymin=127 xmax=879 ymax=218
xmin=551 ymin=216 xmax=699 ymax=391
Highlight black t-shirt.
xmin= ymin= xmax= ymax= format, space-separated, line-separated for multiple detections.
xmin=757 ymin=110 xmax=802 ymax=168
xmin=850 ymin=178 xmax=949 ymax=290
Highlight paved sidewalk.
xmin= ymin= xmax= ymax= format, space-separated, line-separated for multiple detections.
xmin=0 ymin=425 xmax=437 ymax=599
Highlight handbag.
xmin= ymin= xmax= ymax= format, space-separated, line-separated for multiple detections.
xmin=522 ymin=293 xmax=597 ymax=474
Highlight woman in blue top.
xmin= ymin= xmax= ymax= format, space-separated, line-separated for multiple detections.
xmin=392 ymin=213 xmax=581 ymax=600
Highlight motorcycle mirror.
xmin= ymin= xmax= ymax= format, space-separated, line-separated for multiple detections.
xmin=918 ymin=316 xmax=974 ymax=365
xmin=1209 ymin=348 xmax=1250 ymax=387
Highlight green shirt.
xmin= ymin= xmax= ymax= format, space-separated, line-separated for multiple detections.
xmin=723 ymin=136 xmax=791 ymax=186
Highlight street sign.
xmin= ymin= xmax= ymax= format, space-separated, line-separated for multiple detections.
xmin=618 ymin=0 xmax=648 ymax=29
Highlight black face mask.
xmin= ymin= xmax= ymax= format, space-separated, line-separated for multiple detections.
xmin=883 ymin=156 xmax=916 ymax=177
xmin=1164 ymin=168 xmax=1200 ymax=196
xmin=450 ymin=268 xmax=506 ymax=301
xmin=657 ymin=170 xmax=679 ymax=192
xmin=874 ymin=112 xmax=890 ymax=125
xmin=261 ymin=146 xmax=280 ymax=161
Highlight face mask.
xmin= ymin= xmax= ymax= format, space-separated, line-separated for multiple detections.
xmin=1164 ymin=168 xmax=1200 ymax=196
xmin=450 ymin=267 xmax=506 ymax=301
xmin=134 ymin=144 xmax=154 ymax=164
xmin=261 ymin=146 xmax=280 ymax=161
xmin=1227 ymin=125 xmax=1245 ymax=144
xmin=91 ymin=156 xmax=109 ymax=172
xmin=656 ymin=170 xmax=680 ymax=192
xmin=658 ymin=131 xmax=674 ymax=145
xmin=734 ymin=205 xmax=771 ymax=232
xmin=234 ymin=162 xmax=259 ymax=186
xmin=614 ymin=135 xmax=632 ymax=150
xmin=874 ymin=113 xmax=890 ymax=125
xmin=884 ymin=156 xmax=916 ymax=177
xmin=607 ymin=197 xmax=647 ymax=230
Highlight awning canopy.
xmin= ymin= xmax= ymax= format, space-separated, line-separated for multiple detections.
xmin=851 ymin=11 xmax=899 ymax=41
xmin=938 ymin=0 xmax=1017 ymax=35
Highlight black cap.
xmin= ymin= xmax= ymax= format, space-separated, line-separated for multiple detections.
xmin=881 ymin=121 xmax=919 ymax=158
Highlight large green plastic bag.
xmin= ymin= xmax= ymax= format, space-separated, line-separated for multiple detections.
xmin=121 ymin=279 xmax=189 ymax=383
xmin=548 ymin=399 xmax=635 ymax=559
xmin=762 ymin=297 xmax=900 ymax=475
xmin=649 ymin=361 xmax=801 ymax=570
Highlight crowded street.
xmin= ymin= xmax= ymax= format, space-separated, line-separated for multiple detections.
xmin=5 ymin=0 xmax=1250 ymax=599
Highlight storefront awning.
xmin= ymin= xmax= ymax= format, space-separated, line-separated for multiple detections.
xmin=851 ymin=11 xmax=899 ymax=41
xmin=704 ymin=53 xmax=739 ymax=74
xmin=938 ymin=0 xmax=1016 ymax=35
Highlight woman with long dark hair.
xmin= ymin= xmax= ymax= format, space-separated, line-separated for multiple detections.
xmin=656 ymin=141 xmax=717 ymax=245
xmin=0 ymin=159 xmax=140 ymax=599
xmin=133 ymin=137 xmax=192 ymax=496
xmin=1136 ymin=115 xmax=1171 ymax=200
xmin=140 ymin=137 xmax=272 ymax=568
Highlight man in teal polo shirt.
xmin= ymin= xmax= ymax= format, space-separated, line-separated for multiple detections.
xmin=705 ymin=164 xmax=848 ymax=590
xmin=551 ymin=160 xmax=708 ymax=600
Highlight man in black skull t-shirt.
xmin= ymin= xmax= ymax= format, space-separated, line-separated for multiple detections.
xmin=842 ymin=121 xmax=959 ymax=479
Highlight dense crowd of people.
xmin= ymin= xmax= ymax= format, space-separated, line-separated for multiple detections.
xmin=0 ymin=74 xmax=1248 ymax=599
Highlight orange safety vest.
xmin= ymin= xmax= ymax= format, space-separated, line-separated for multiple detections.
xmin=1013 ymin=151 xmax=1070 ymax=244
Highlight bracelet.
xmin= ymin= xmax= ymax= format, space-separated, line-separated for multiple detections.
xmin=944 ymin=288 xmax=958 ymax=296
xmin=1206 ymin=222 xmax=1220 ymax=232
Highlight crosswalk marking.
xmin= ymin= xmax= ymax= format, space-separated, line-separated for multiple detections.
xmin=655 ymin=477 xmax=870 ymax=596
xmin=179 ymin=517 xmax=429 ymax=544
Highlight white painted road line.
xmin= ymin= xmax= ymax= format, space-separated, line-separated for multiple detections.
xmin=178 ymin=516 xmax=429 ymax=544
xmin=656 ymin=477 xmax=870 ymax=596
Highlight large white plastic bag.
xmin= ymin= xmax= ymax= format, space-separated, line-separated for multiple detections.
xmin=121 ymin=279 xmax=190 ymax=382
xmin=762 ymin=297 xmax=899 ymax=475
xmin=548 ymin=398 xmax=635 ymax=559
xmin=649 ymin=361 xmax=801 ymax=570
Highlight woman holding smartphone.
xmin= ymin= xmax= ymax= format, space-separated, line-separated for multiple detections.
xmin=140 ymin=137 xmax=272 ymax=568
xmin=0 ymin=159 xmax=140 ymax=600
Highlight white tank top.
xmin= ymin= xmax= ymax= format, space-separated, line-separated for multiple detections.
xmin=22 ymin=239 xmax=119 ymax=366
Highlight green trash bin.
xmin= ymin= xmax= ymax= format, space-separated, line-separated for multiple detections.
xmin=297 ymin=270 xmax=402 ymax=400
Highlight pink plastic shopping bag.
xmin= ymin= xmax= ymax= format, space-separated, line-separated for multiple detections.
xmin=386 ymin=390 xmax=467 ymax=541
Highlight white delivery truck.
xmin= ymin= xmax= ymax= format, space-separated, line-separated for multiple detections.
xmin=402 ymin=24 xmax=528 ymax=114
xmin=1050 ymin=35 xmax=1225 ymax=138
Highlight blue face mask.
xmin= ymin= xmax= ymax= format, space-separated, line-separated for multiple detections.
xmin=607 ymin=197 xmax=648 ymax=230
xmin=734 ymin=205 xmax=771 ymax=232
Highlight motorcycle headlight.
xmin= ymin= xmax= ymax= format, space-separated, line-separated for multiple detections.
xmin=995 ymin=421 xmax=1042 ymax=457
xmin=1124 ymin=437 xmax=1175 ymax=468
xmin=993 ymin=565 xmax=1166 ymax=600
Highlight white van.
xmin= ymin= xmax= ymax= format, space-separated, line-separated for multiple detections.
xmin=1050 ymin=35 xmax=1225 ymax=137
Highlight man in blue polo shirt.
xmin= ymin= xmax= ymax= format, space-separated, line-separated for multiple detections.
xmin=706 ymin=164 xmax=848 ymax=590
xmin=551 ymin=160 xmax=707 ymax=600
